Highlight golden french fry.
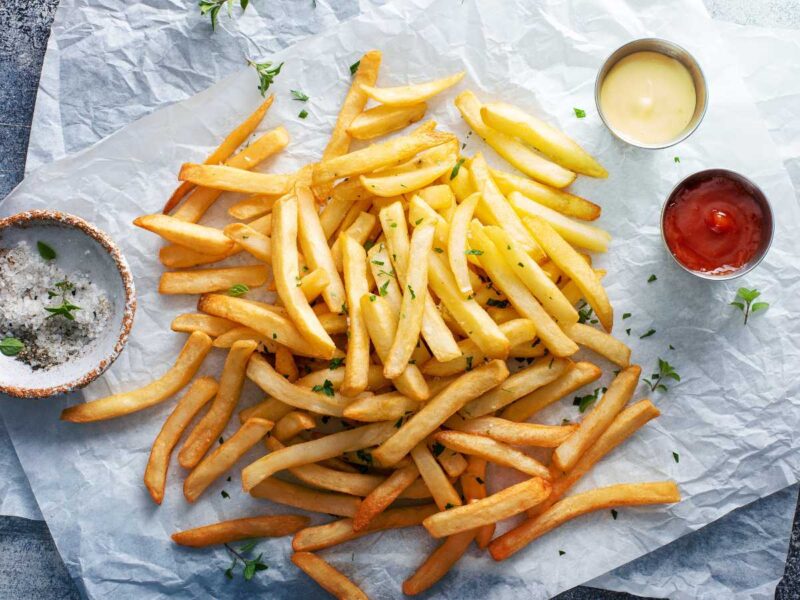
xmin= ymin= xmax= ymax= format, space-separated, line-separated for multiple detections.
xmin=460 ymin=357 xmax=570 ymax=418
xmin=490 ymin=481 xmax=681 ymax=561
xmin=342 ymin=391 xmax=421 ymax=422
xmin=134 ymin=214 xmax=234 ymax=255
xmin=419 ymin=184 xmax=454 ymax=211
xmin=295 ymin=504 xmax=437 ymax=552
xmin=491 ymin=167 xmax=601 ymax=221
xmin=455 ymin=91 xmax=575 ymax=188
xmin=481 ymin=102 xmax=608 ymax=178
xmin=172 ymin=513 xmax=308 ymax=548
xmin=298 ymin=268 xmax=329 ymax=303
xmin=469 ymin=222 xmax=578 ymax=357
xmin=461 ymin=456 xmax=493 ymax=548
xmin=347 ymin=102 xmax=427 ymax=140
xmin=159 ymin=265 xmax=268 ymax=295
xmin=296 ymin=364 xmax=389 ymax=393
xmin=448 ymin=192 xmax=480 ymax=295
xmin=271 ymin=347 xmax=298 ymax=383
xmin=313 ymin=128 xmax=456 ymax=185
xmin=368 ymin=243 xmax=403 ymax=311
xmin=184 ymin=417 xmax=273 ymax=502
xmin=227 ymin=194 xmax=278 ymax=220
xmin=171 ymin=313 xmax=238 ymax=337
xmin=61 ymin=331 xmax=212 ymax=423
xmin=164 ymin=95 xmax=275 ymax=214
xmin=179 ymin=163 xmax=292 ymax=195
xmin=239 ymin=397 xmax=293 ymax=425
xmin=501 ymin=361 xmax=602 ymax=422
xmin=222 ymin=223 xmax=272 ymax=262
xmin=360 ymin=162 xmax=452 ymax=197
xmin=241 ymin=421 xmax=395 ymax=491
xmin=424 ymin=476 xmax=551 ymax=538
xmin=560 ymin=268 xmax=606 ymax=306
xmin=323 ymin=49 xmax=382 ymax=160
xmin=361 ymin=72 xmax=464 ymax=106
xmin=178 ymin=340 xmax=257 ymax=468
xmin=352 ymin=464 xmax=421 ymax=531
xmin=273 ymin=193 xmax=337 ymax=358
xmin=331 ymin=211 xmax=378 ymax=272
xmin=446 ymin=414 xmax=578 ymax=448
xmin=446 ymin=162 xmax=474 ymax=202
xmin=552 ymin=365 xmax=641 ymax=472
xmin=250 ymin=477 xmax=361 ymax=517
xmin=435 ymin=430 xmax=550 ymax=479
xmin=524 ymin=215 xmax=613 ymax=331
xmin=272 ymin=411 xmax=314 ymax=441
xmin=428 ymin=251 xmax=509 ymax=358
xmin=435 ymin=445 xmax=468 ymax=479
xmin=564 ymin=322 xmax=631 ymax=367
xmin=402 ymin=529 xmax=477 ymax=596
xmin=212 ymin=326 xmax=277 ymax=352
xmin=372 ymin=360 xmax=509 ymax=467
xmin=384 ymin=224 xmax=434 ymax=378
xmin=144 ymin=377 xmax=218 ymax=504
xmin=341 ymin=235 xmax=371 ymax=396
xmin=319 ymin=179 xmax=372 ymax=237
xmin=411 ymin=441 xmax=462 ymax=510
xmin=292 ymin=552 xmax=369 ymax=600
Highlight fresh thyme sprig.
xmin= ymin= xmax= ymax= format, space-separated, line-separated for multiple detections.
xmin=247 ymin=60 xmax=284 ymax=96
xmin=643 ymin=358 xmax=680 ymax=392
xmin=199 ymin=0 xmax=249 ymax=31
xmin=223 ymin=540 xmax=268 ymax=581
xmin=730 ymin=287 xmax=769 ymax=325
xmin=45 ymin=280 xmax=81 ymax=321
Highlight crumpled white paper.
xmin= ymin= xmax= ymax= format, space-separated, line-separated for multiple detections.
xmin=2 ymin=0 xmax=800 ymax=598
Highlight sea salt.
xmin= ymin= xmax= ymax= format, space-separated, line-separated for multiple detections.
xmin=0 ymin=240 xmax=111 ymax=370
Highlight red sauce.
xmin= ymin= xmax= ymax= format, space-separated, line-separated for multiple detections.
xmin=663 ymin=175 xmax=765 ymax=274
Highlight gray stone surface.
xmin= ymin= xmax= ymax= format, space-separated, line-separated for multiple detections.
xmin=0 ymin=0 xmax=798 ymax=598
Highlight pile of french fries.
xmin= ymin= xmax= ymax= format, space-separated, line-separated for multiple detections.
xmin=60 ymin=49 xmax=679 ymax=598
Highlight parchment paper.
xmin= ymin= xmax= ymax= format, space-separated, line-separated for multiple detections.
xmin=2 ymin=0 xmax=800 ymax=598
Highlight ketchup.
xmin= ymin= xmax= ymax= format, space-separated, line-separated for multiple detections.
xmin=663 ymin=175 xmax=765 ymax=274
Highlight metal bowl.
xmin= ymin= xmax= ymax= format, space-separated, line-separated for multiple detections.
xmin=595 ymin=38 xmax=708 ymax=149
xmin=660 ymin=169 xmax=774 ymax=280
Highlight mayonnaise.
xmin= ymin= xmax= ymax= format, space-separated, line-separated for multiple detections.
xmin=599 ymin=51 xmax=696 ymax=145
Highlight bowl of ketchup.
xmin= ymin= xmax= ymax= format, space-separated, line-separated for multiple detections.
xmin=661 ymin=169 xmax=773 ymax=279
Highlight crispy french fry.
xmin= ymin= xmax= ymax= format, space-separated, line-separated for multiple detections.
xmin=524 ymin=215 xmax=613 ymax=331
xmin=241 ymin=422 xmax=396 ymax=491
xmin=159 ymin=266 xmax=268 ymax=295
xmin=342 ymin=391 xmax=421 ymax=422
xmin=446 ymin=414 xmax=578 ymax=448
xmin=460 ymin=456 xmax=493 ymax=548
xmin=368 ymin=244 xmax=403 ymax=310
xmin=239 ymin=397 xmax=294 ymax=425
xmin=61 ymin=332 xmax=212 ymax=423
xmin=424 ymin=476 xmax=551 ymax=538
xmin=501 ymin=361 xmax=603 ymax=422
xmin=313 ymin=128 xmax=456 ymax=185
xmin=491 ymin=167 xmax=601 ymax=221
xmin=352 ymin=464 xmax=420 ymax=531
xmin=447 ymin=162 xmax=474 ymax=202
xmin=412 ymin=441 xmax=462 ymax=510
xmin=460 ymin=357 xmax=570 ymax=418
xmin=469 ymin=222 xmax=578 ymax=357
xmin=144 ymin=377 xmax=218 ymax=504
xmin=299 ymin=268 xmax=329 ymax=303
xmin=428 ymin=251 xmax=509 ymax=358
xmin=297 ymin=186 xmax=346 ymax=313
xmin=323 ymin=50 xmax=382 ymax=160
xmin=384 ymin=224 xmax=434 ymax=378
xmin=222 ymin=223 xmax=272 ymax=262
xmin=490 ymin=481 xmax=681 ymax=561
xmin=184 ymin=417 xmax=273 ymax=502
xmin=435 ymin=446 xmax=468 ymax=478
xmin=250 ymin=478 xmax=361 ymax=517
xmin=347 ymin=102 xmax=427 ymax=140
xmin=455 ymin=91 xmax=575 ymax=188
xmin=481 ymin=102 xmax=608 ymax=178
xmin=361 ymin=162 xmax=452 ymax=197
xmin=319 ymin=179 xmax=372 ymax=237
xmin=331 ymin=211 xmax=377 ymax=272
xmin=295 ymin=504 xmax=437 ymax=552
xmin=361 ymin=72 xmax=464 ymax=106
xmin=448 ymin=192 xmax=480 ymax=295
xmin=227 ymin=194 xmax=278 ymax=220
xmin=134 ymin=214 xmax=234 ymax=255
xmin=341 ymin=235 xmax=371 ymax=395
xmin=402 ymin=529 xmax=477 ymax=596
xmin=297 ymin=364 xmax=389 ymax=393
xmin=178 ymin=340 xmax=257 ymax=468
xmin=292 ymin=552 xmax=369 ymax=600
xmin=172 ymin=514 xmax=309 ymax=548
xmin=372 ymin=360 xmax=509 ymax=467
xmin=564 ymin=322 xmax=631 ymax=367
xmin=273 ymin=193 xmax=337 ymax=359
xmin=435 ymin=430 xmax=551 ymax=479
xmin=164 ymin=95 xmax=275 ymax=214
xmin=419 ymin=184 xmax=454 ymax=211
xmin=552 ymin=365 xmax=641 ymax=472
xmin=171 ymin=313 xmax=238 ymax=337
xmin=179 ymin=163 xmax=292 ymax=195
xmin=212 ymin=326 xmax=277 ymax=351
xmin=274 ymin=346 xmax=299 ymax=382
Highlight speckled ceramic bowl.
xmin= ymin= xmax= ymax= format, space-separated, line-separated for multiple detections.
xmin=0 ymin=210 xmax=135 ymax=398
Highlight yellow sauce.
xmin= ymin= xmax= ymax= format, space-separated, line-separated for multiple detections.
xmin=600 ymin=51 xmax=696 ymax=145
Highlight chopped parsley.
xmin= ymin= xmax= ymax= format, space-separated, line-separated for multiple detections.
xmin=573 ymin=107 xmax=586 ymax=118
xmin=312 ymin=379 xmax=335 ymax=397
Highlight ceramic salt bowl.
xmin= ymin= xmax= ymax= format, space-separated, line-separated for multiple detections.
xmin=0 ymin=210 xmax=136 ymax=398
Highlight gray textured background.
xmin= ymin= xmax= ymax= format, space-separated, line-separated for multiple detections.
xmin=1 ymin=0 xmax=799 ymax=598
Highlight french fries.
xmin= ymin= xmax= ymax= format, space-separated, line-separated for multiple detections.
xmin=61 ymin=331 xmax=212 ymax=422
xmin=411 ymin=441 xmax=462 ymax=510
xmin=179 ymin=163 xmax=292 ymax=195
xmin=170 ymin=313 xmax=237 ymax=337
xmin=361 ymin=71 xmax=464 ymax=106
xmin=291 ymin=552 xmax=369 ymax=600
xmin=250 ymin=478 xmax=361 ymax=517
xmin=171 ymin=514 xmax=309 ymax=547
xmin=341 ymin=235 xmax=371 ymax=395
xmin=352 ymin=464 xmax=420 ymax=531
xmin=347 ymin=103 xmax=427 ymax=140
xmin=564 ymin=322 xmax=631 ymax=367
xmin=159 ymin=265 xmax=268 ymax=295
xmin=222 ymin=223 xmax=272 ymax=262
xmin=460 ymin=456 xmax=493 ymax=547
xmin=490 ymin=481 xmax=681 ymax=561
xmin=134 ymin=214 xmax=234 ymax=255
xmin=445 ymin=414 xmax=578 ymax=447
xmin=403 ymin=529 xmax=477 ymax=596
xmin=434 ymin=430 xmax=551 ymax=479
xmin=448 ymin=192 xmax=480 ymax=295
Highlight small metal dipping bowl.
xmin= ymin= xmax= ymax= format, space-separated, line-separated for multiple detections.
xmin=660 ymin=169 xmax=774 ymax=280
xmin=595 ymin=38 xmax=708 ymax=149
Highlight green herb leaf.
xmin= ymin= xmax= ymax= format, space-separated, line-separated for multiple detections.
xmin=640 ymin=328 xmax=656 ymax=339
xmin=465 ymin=356 xmax=473 ymax=371
xmin=228 ymin=283 xmax=250 ymax=297
xmin=559 ymin=550 xmax=566 ymax=556
xmin=431 ymin=441 xmax=445 ymax=457
xmin=464 ymin=249 xmax=483 ymax=256
xmin=239 ymin=540 xmax=257 ymax=553
xmin=611 ymin=509 xmax=618 ymax=520
xmin=298 ymin=109 xmax=309 ymax=119
xmin=644 ymin=358 xmax=680 ymax=393
xmin=312 ymin=379 xmax=335 ymax=397
xmin=433 ymin=247 xmax=444 ymax=254
xmin=444 ymin=503 xmax=454 ymax=510
xmin=247 ymin=60 xmax=284 ymax=96
xmin=732 ymin=287 xmax=769 ymax=324
xmin=291 ymin=89 xmax=309 ymax=102
xmin=450 ymin=158 xmax=466 ymax=180
xmin=349 ymin=60 xmax=360 ymax=76
xmin=752 ymin=302 xmax=769 ymax=313
xmin=647 ymin=274 xmax=657 ymax=283
xmin=0 ymin=337 xmax=24 ymax=357
xmin=379 ymin=280 xmax=390 ymax=297
xmin=45 ymin=301 xmax=81 ymax=321
xmin=622 ymin=312 xmax=631 ymax=319
xmin=198 ymin=0 xmax=229 ymax=31
xmin=37 ymin=241 xmax=56 ymax=260
xmin=672 ymin=451 xmax=680 ymax=463
xmin=674 ymin=156 xmax=680 ymax=163
xmin=221 ymin=490 xmax=230 ymax=498
xmin=356 ymin=449 xmax=373 ymax=465
xmin=573 ymin=107 xmax=586 ymax=118
xmin=486 ymin=298 xmax=509 ymax=308
xmin=407 ymin=284 xmax=416 ymax=300
xmin=328 ymin=357 xmax=344 ymax=370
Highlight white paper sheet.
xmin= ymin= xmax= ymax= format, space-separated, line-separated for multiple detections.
xmin=3 ymin=0 xmax=800 ymax=598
